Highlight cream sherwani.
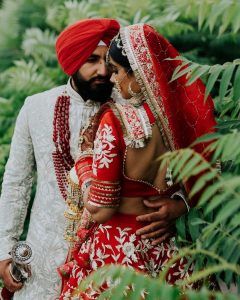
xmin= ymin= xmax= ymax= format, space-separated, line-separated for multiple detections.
xmin=0 ymin=80 xmax=100 ymax=299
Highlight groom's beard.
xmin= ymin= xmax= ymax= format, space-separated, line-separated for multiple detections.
xmin=72 ymin=72 xmax=113 ymax=104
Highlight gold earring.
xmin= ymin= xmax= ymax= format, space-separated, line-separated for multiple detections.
xmin=128 ymin=82 xmax=144 ymax=107
xmin=128 ymin=81 xmax=140 ymax=97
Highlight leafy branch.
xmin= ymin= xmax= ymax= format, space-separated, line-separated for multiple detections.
xmin=169 ymin=56 xmax=240 ymax=101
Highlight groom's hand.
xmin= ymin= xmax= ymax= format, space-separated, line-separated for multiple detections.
xmin=0 ymin=259 xmax=23 ymax=293
xmin=136 ymin=197 xmax=187 ymax=245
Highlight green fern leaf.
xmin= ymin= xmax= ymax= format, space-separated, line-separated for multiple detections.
xmin=176 ymin=215 xmax=187 ymax=240
xmin=186 ymin=65 xmax=210 ymax=86
xmin=188 ymin=210 xmax=200 ymax=240
xmin=176 ymin=154 xmax=202 ymax=182
xmin=219 ymin=63 xmax=235 ymax=101
xmin=193 ymin=132 xmax=220 ymax=145
xmin=170 ymin=63 xmax=187 ymax=82
xmin=218 ymin=2 xmax=236 ymax=35
xmin=207 ymin=1 xmax=230 ymax=33
xmin=170 ymin=63 xmax=198 ymax=82
xmin=99 ymin=269 xmax=134 ymax=300
xmin=190 ymin=170 xmax=217 ymax=198
xmin=215 ymin=198 xmax=240 ymax=225
xmin=158 ymin=284 xmax=180 ymax=300
xmin=128 ymin=276 xmax=148 ymax=300
xmin=233 ymin=65 xmax=240 ymax=101
xmin=232 ymin=5 xmax=240 ymax=33
xmin=170 ymin=150 xmax=193 ymax=178
xmin=199 ymin=180 xmax=224 ymax=206
xmin=188 ymin=162 xmax=211 ymax=177
xmin=198 ymin=1 xmax=208 ymax=30
xmin=223 ymin=134 xmax=240 ymax=161
xmin=204 ymin=192 xmax=232 ymax=215
xmin=204 ymin=64 xmax=222 ymax=101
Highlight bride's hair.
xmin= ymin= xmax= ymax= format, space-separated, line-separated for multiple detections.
xmin=108 ymin=33 xmax=132 ymax=73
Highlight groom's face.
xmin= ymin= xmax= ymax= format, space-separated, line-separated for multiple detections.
xmin=72 ymin=46 xmax=113 ymax=103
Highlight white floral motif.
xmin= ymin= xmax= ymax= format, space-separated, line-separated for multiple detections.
xmin=122 ymin=242 xmax=135 ymax=258
xmin=62 ymin=221 xmax=193 ymax=299
xmin=93 ymin=124 xmax=117 ymax=175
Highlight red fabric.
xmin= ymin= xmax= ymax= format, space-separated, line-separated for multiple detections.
xmin=60 ymin=213 xmax=192 ymax=299
xmin=59 ymin=104 xmax=192 ymax=298
xmin=0 ymin=288 xmax=13 ymax=300
xmin=75 ymin=155 xmax=93 ymax=189
xmin=142 ymin=24 xmax=216 ymax=153
xmin=121 ymin=24 xmax=216 ymax=205
xmin=56 ymin=18 xmax=120 ymax=75
xmin=87 ymin=107 xmax=180 ymax=207
xmin=87 ymin=109 xmax=123 ymax=207
xmin=144 ymin=25 xmax=216 ymax=204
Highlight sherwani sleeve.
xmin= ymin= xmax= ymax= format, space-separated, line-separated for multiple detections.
xmin=87 ymin=110 xmax=122 ymax=208
xmin=0 ymin=98 xmax=35 ymax=260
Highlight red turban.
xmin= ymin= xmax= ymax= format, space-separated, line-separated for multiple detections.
xmin=56 ymin=18 xmax=120 ymax=76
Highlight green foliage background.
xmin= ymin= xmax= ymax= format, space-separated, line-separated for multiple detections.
xmin=0 ymin=0 xmax=240 ymax=298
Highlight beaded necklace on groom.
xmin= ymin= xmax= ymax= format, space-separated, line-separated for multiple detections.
xmin=53 ymin=19 xmax=119 ymax=200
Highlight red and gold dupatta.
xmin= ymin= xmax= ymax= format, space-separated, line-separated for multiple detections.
xmin=120 ymin=24 xmax=216 ymax=204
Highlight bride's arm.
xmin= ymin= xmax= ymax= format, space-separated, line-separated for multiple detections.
xmin=83 ymin=110 xmax=123 ymax=223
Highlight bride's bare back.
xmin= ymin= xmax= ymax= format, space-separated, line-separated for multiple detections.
xmin=119 ymin=124 xmax=169 ymax=215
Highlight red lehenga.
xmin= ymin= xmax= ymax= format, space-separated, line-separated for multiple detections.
xmin=59 ymin=24 xmax=216 ymax=299
xmin=59 ymin=103 xmax=193 ymax=300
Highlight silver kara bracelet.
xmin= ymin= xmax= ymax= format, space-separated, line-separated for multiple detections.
xmin=171 ymin=190 xmax=190 ymax=213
